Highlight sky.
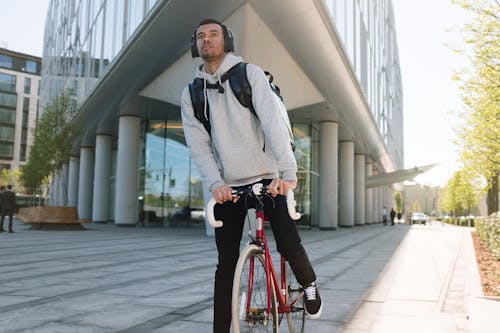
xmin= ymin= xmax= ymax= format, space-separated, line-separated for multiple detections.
xmin=0 ymin=0 xmax=474 ymax=187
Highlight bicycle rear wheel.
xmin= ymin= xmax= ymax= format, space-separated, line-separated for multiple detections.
xmin=285 ymin=260 xmax=305 ymax=333
xmin=232 ymin=244 xmax=278 ymax=333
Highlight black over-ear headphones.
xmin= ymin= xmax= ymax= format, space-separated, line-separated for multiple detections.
xmin=191 ymin=20 xmax=235 ymax=58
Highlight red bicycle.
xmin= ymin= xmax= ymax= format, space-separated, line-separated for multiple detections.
xmin=207 ymin=183 xmax=306 ymax=333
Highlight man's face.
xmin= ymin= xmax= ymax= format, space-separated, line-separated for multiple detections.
xmin=196 ymin=23 xmax=225 ymax=60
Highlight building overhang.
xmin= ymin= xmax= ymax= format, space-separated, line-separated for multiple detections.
xmin=366 ymin=164 xmax=437 ymax=188
xmin=72 ymin=0 xmax=397 ymax=173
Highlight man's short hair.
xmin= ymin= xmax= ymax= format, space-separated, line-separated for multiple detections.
xmin=196 ymin=18 xmax=228 ymax=38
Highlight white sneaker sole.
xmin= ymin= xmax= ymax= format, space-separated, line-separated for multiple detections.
xmin=305 ymin=302 xmax=323 ymax=319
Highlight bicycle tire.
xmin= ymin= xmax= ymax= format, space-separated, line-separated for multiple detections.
xmin=232 ymin=244 xmax=279 ymax=333
xmin=285 ymin=260 xmax=305 ymax=333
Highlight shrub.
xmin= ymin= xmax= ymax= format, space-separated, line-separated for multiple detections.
xmin=475 ymin=212 xmax=500 ymax=260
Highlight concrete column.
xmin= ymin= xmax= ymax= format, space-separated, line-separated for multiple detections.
xmin=354 ymin=154 xmax=365 ymax=225
xmin=385 ymin=187 xmax=390 ymax=211
xmin=78 ymin=147 xmax=94 ymax=220
xmin=61 ymin=163 xmax=69 ymax=206
xmin=376 ymin=187 xmax=382 ymax=222
xmin=48 ymin=171 xmax=58 ymax=206
xmin=365 ymin=162 xmax=373 ymax=224
xmin=339 ymin=141 xmax=354 ymax=227
xmin=115 ymin=115 xmax=141 ymax=226
xmin=92 ymin=134 xmax=112 ymax=222
xmin=318 ymin=122 xmax=338 ymax=229
xmin=68 ymin=156 xmax=79 ymax=207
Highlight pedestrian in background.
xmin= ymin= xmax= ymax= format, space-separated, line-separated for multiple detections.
xmin=1 ymin=185 xmax=16 ymax=233
xmin=0 ymin=186 xmax=5 ymax=232
xmin=390 ymin=207 xmax=396 ymax=226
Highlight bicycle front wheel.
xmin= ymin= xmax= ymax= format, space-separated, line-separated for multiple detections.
xmin=232 ymin=244 xmax=278 ymax=333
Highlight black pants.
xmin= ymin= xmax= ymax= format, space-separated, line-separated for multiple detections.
xmin=212 ymin=184 xmax=316 ymax=333
xmin=1 ymin=211 xmax=13 ymax=231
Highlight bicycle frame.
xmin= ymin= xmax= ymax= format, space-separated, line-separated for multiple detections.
xmin=206 ymin=184 xmax=304 ymax=330
xmin=250 ymin=199 xmax=303 ymax=318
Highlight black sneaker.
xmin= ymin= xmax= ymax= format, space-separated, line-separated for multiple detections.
xmin=304 ymin=282 xmax=322 ymax=319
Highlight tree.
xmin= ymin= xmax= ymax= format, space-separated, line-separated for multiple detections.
xmin=452 ymin=0 xmax=500 ymax=214
xmin=439 ymin=169 xmax=479 ymax=216
xmin=0 ymin=168 xmax=22 ymax=190
xmin=394 ymin=191 xmax=403 ymax=214
xmin=20 ymin=89 xmax=79 ymax=197
xmin=411 ymin=200 xmax=422 ymax=213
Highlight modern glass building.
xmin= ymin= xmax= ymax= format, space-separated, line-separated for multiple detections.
xmin=41 ymin=0 xmax=405 ymax=233
xmin=0 ymin=48 xmax=41 ymax=173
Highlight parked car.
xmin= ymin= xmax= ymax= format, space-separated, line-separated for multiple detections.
xmin=411 ymin=212 xmax=428 ymax=225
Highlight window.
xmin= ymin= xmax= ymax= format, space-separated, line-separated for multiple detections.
xmin=0 ymin=143 xmax=14 ymax=159
xmin=0 ymin=54 xmax=13 ymax=68
xmin=20 ymin=144 xmax=27 ymax=161
xmin=24 ymin=77 xmax=31 ymax=94
xmin=0 ymin=73 xmax=16 ymax=93
xmin=23 ymin=97 xmax=29 ymax=112
xmin=0 ymin=126 xmax=15 ymax=142
xmin=0 ymin=108 xmax=16 ymax=125
xmin=0 ymin=92 xmax=17 ymax=108
xmin=25 ymin=60 xmax=37 ymax=73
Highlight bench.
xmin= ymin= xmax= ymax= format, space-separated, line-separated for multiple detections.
xmin=16 ymin=207 xmax=91 ymax=230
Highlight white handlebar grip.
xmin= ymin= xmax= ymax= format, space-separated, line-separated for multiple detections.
xmin=286 ymin=189 xmax=301 ymax=220
xmin=207 ymin=198 xmax=223 ymax=228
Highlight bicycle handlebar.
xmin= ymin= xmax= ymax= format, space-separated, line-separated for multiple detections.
xmin=206 ymin=184 xmax=301 ymax=228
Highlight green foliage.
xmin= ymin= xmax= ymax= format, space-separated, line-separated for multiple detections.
xmin=451 ymin=0 xmax=500 ymax=213
xmin=476 ymin=212 xmax=500 ymax=259
xmin=0 ymin=168 xmax=22 ymax=191
xmin=439 ymin=169 xmax=480 ymax=215
xmin=394 ymin=191 xmax=403 ymax=214
xmin=20 ymin=90 xmax=79 ymax=191
xmin=411 ymin=200 xmax=421 ymax=213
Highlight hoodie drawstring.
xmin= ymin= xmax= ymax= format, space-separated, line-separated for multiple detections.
xmin=203 ymin=71 xmax=208 ymax=122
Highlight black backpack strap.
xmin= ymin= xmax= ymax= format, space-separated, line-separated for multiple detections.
xmin=188 ymin=78 xmax=211 ymax=135
xmin=221 ymin=62 xmax=258 ymax=119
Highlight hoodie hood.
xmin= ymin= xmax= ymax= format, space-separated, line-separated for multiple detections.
xmin=194 ymin=53 xmax=245 ymax=82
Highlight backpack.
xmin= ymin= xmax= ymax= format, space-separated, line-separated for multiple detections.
xmin=188 ymin=62 xmax=295 ymax=151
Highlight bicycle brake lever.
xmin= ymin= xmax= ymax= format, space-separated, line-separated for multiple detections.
xmin=286 ymin=189 xmax=301 ymax=220
xmin=252 ymin=183 xmax=263 ymax=195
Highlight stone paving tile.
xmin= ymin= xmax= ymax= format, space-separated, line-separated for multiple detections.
xmin=0 ymin=220 xmax=409 ymax=333
xmin=0 ymin=295 xmax=42 ymax=307
xmin=16 ymin=323 xmax=114 ymax=333
xmin=63 ymin=303 xmax=170 ymax=330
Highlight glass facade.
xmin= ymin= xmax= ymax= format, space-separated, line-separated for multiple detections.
xmin=293 ymin=124 xmax=313 ymax=226
xmin=326 ymin=0 xmax=403 ymax=168
xmin=139 ymin=119 xmax=204 ymax=226
xmin=20 ymin=97 xmax=30 ymax=161
xmin=25 ymin=60 xmax=38 ymax=74
xmin=0 ymin=54 xmax=13 ymax=69
xmin=41 ymin=0 xmax=160 ymax=113
xmin=24 ymin=77 xmax=31 ymax=94
xmin=0 ymin=73 xmax=16 ymax=93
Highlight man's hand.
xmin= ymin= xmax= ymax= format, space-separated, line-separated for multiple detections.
xmin=212 ymin=184 xmax=238 ymax=204
xmin=268 ymin=179 xmax=297 ymax=197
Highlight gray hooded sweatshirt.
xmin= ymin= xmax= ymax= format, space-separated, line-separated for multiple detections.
xmin=181 ymin=53 xmax=297 ymax=192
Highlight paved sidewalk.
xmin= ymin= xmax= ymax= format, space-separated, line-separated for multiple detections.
xmin=340 ymin=222 xmax=500 ymax=333
xmin=0 ymin=219 xmax=409 ymax=332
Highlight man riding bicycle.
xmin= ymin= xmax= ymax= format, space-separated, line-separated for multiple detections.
xmin=180 ymin=18 xmax=322 ymax=333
